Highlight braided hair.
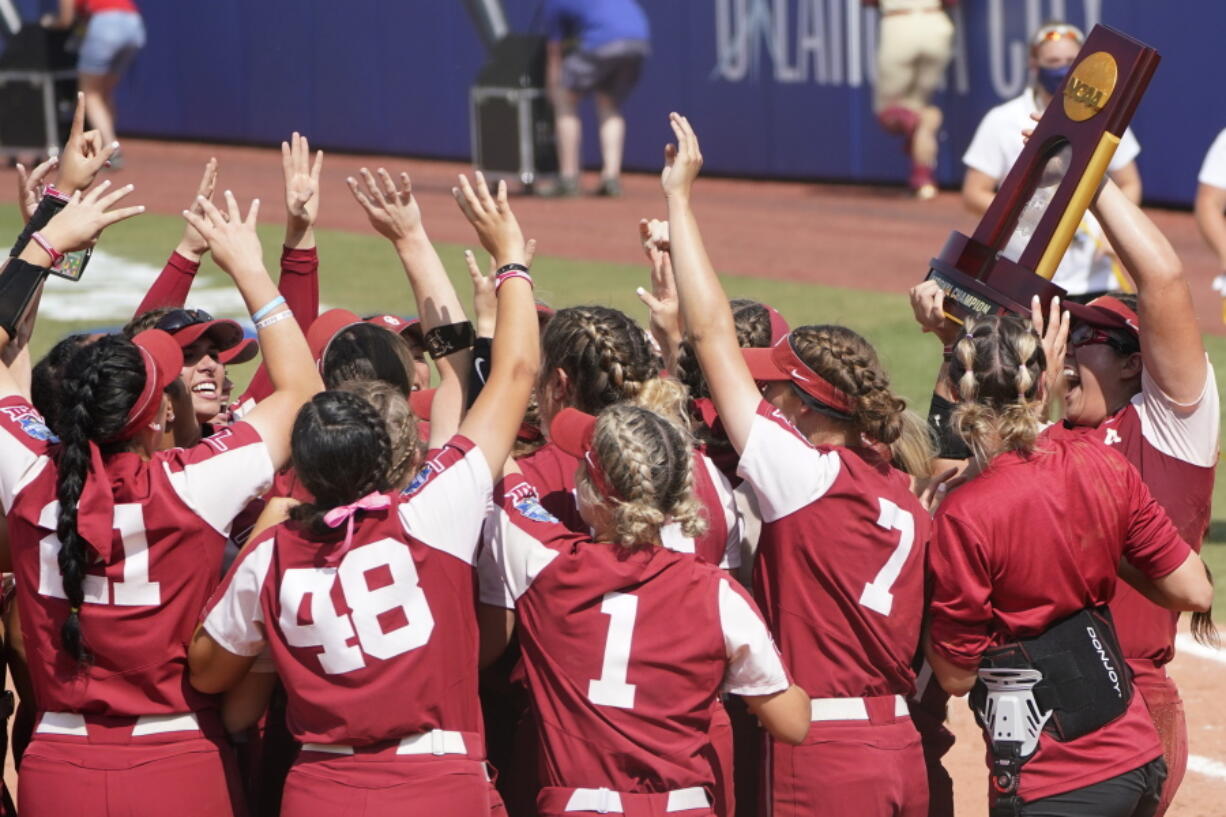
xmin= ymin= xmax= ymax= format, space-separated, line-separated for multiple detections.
xmin=338 ymin=379 xmax=421 ymax=490
xmin=578 ymin=404 xmax=707 ymax=549
xmin=31 ymin=333 xmax=93 ymax=435
xmin=677 ymin=299 xmax=774 ymax=399
xmin=947 ymin=315 xmax=1046 ymax=466
xmin=289 ymin=391 xmax=394 ymax=534
xmin=54 ymin=335 xmax=149 ymax=664
xmin=539 ymin=306 xmax=661 ymax=417
xmin=789 ymin=325 xmax=908 ymax=445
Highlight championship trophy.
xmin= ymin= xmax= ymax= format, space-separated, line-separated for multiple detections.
xmin=925 ymin=25 xmax=1160 ymax=322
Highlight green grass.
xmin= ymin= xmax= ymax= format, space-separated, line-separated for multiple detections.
xmin=4 ymin=203 xmax=1224 ymax=609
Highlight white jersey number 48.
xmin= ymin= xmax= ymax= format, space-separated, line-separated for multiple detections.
xmin=859 ymin=497 xmax=916 ymax=617
xmin=280 ymin=538 xmax=434 ymax=675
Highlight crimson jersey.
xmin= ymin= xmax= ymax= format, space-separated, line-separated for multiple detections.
xmin=0 ymin=396 xmax=273 ymax=716
xmin=737 ymin=400 xmax=928 ymax=699
xmin=204 ymin=436 xmax=491 ymax=747
xmin=481 ymin=475 xmax=789 ymax=793
xmin=518 ymin=441 xmax=743 ymax=568
xmin=1075 ymin=366 xmax=1218 ymax=665
xmin=927 ymin=434 xmax=1192 ymax=802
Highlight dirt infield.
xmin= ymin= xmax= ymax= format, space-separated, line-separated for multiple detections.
xmin=1 ymin=138 xmax=1224 ymax=814
xmin=2 ymin=137 xmax=1223 ymax=335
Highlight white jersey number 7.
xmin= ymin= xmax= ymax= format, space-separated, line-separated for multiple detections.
xmin=859 ymin=497 xmax=916 ymax=617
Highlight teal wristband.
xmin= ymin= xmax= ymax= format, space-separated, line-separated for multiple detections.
xmin=251 ymin=295 xmax=286 ymax=322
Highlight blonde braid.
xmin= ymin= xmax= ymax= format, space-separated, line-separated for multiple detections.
xmin=580 ymin=404 xmax=708 ymax=549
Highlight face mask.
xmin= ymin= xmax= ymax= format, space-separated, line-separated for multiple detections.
xmin=1037 ymin=64 xmax=1071 ymax=94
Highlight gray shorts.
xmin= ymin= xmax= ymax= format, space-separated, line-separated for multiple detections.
xmin=78 ymin=11 xmax=146 ymax=76
xmin=560 ymin=39 xmax=649 ymax=104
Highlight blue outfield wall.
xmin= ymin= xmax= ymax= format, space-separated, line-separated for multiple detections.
xmin=8 ymin=1 xmax=1226 ymax=206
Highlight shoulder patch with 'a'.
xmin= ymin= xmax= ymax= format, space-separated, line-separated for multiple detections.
xmin=514 ymin=497 xmax=558 ymax=524
xmin=0 ymin=405 xmax=57 ymax=442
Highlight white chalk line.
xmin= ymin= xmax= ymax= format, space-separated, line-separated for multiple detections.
xmin=1187 ymin=755 xmax=1226 ymax=782
xmin=1175 ymin=634 xmax=1226 ymax=666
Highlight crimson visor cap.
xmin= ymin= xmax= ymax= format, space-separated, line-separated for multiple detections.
xmin=112 ymin=330 xmax=184 ymax=440
xmin=154 ymin=308 xmax=244 ymax=353
xmin=741 ymin=334 xmax=854 ymax=415
xmin=307 ymin=308 xmax=364 ymax=365
xmin=550 ymin=407 xmax=597 ymax=459
xmin=1063 ymin=295 xmax=1140 ymax=339
xmin=219 ymin=337 xmax=259 ymax=365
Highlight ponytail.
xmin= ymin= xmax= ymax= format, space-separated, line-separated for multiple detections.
xmin=54 ymin=336 xmax=147 ymax=663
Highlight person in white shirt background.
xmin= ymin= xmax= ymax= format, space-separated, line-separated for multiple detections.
xmin=1193 ymin=129 xmax=1226 ymax=297
xmin=961 ymin=21 xmax=1144 ymax=301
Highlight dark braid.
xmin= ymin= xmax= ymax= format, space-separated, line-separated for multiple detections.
xmin=678 ymin=299 xmax=773 ymax=399
xmin=289 ymin=391 xmax=394 ymax=534
xmin=540 ymin=306 xmax=660 ymax=415
xmin=54 ymin=335 xmax=147 ymax=664
xmin=31 ymin=333 xmax=93 ymax=435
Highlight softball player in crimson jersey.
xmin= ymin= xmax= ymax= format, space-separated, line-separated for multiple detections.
xmin=0 ymin=190 xmax=321 ymax=817
xmin=482 ymin=406 xmax=809 ymax=817
xmin=924 ymin=315 xmax=1213 ymax=817
xmin=662 ymin=113 xmax=931 ymax=817
xmin=189 ymin=171 xmax=541 ymax=817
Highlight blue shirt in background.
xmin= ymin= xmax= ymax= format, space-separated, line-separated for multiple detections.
xmin=543 ymin=0 xmax=650 ymax=52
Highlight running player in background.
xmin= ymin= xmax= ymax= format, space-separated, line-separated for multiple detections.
xmin=189 ymin=171 xmax=539 ymax=817
xmin=482 ymin=404 xmax=809 ymax=817
xmin=0 ymin=186 xmax=320 ymax=817
xmin=664 ymin=112 xmax=931 ymax=817
xmin=864 ymin=0 xmax=957 ymax=199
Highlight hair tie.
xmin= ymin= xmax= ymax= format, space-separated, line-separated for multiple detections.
xmin=322 ymin=492 xmax=392 ymax=565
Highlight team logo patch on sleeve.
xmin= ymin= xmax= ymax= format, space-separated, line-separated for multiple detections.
xmin=514 ymin=497 xmax=558 ymax=524
xmin=1 ymin=406 xmax=57 ymax=442
xmin=403 ymin=463 xmax=435 ymax=496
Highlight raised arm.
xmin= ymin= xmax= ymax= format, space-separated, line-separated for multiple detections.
xmin=0 ymin=184 xmax=146 ymax=395
xmin=636 ymin=218 xmax=684 ymax=374
xmin=348 ymin=168 xmax=473 ymax=445
xmin=1091 ymin=178 xmax=1206 ymax=404
xmin=183 ymin=193 xmax=322 ymax=467
xmin=663 ymin=114 xmax=761 ymax=453
xmin=451 ymin=174 xmax=539 ymax=477
xmin=135 ymin=159 xmax=218 ymax=315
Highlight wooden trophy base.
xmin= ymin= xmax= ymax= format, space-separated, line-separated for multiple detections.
xmin=925 ymin=231 xmax=1066 ymax=324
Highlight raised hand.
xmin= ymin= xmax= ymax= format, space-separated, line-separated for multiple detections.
xmin=466 ymin=238 xmax=537 ymax=336
xmin=347 ymin=168 xmax=423 ymax=248
xmin=452 ymin=172 xmax=525 ymax=266
xmin=283 ymin=132 xmax=323 ymax=244
xmin=39 ymin=181 xmax=146 ymax=253
xmin=176 ymin=158 xmax=219 ymax=261
xmin=57 ymin=93 xmax=119 ymax=195
xmin=183 ymin=191 xmax=264 ymax=280
xmin=636 ymin=218 xmax=682 ymax=355
xmin=908 ymin=280 xmax=958 ymax=345
xmin=15 ymin=156 xmax=58 ymax=223
xmin=1030 ymin=294 xmax=1069 ymax=405
xmin=661 ymin=113 xmax=703 ymax=201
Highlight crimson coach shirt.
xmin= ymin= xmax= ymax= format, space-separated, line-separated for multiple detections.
xmin=927 ymin=433 xmax=1192 ymax=802
xmin=0 ymin=396 xmax=273 ymax=716
xmin=737 ymin=400 xmax=929 ymax=700
xmin=204 ymin=436 xmax=491 ymax=747
xmin=481 ymin=475 xmax=789 ymax=793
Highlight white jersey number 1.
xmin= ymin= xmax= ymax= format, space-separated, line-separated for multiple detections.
xmin=587 ymin=591 xmax=639 ymax=709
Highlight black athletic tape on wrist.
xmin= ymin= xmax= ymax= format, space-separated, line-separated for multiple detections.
xmin=10 ymin=194 xmax=69 ymax=257
xmin=928 ymin=392 xmax=971 ymax=461
xmin=0 ymin=258 xmax=50 ymax=340
xmin=424 ymin=321 xmax=477 ymax=360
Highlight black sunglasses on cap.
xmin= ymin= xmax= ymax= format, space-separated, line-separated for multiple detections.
xmin=154 ymin=308 xmax=216 ymax=335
